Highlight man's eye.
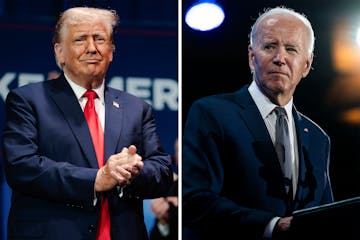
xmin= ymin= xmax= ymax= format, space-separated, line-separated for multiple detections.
xmin=264 ymin=45 xmax=275 ymax=50
xmin=95 ymin=37 xmax=105 ymax=43
xmin=286 ymin=47 xmax=297 ymax=53
xmin=74 ymin=39 xmax=85 ymax=44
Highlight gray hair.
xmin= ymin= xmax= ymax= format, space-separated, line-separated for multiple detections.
xmin=249 ymin=6 xmax=315 ymax=55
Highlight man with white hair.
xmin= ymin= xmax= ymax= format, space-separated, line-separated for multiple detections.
xmin=182 ymin=6 xmax=333 ymax=239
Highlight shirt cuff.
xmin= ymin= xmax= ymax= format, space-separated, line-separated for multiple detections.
xmin=93 ymin=187 xmax=98 ymax=206
xmin=263 ymin=216 xmax=280 ymax=239
xmin=157 ymin=222 xmax=170 ymax=237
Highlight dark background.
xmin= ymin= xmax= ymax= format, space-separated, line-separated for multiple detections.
xmin=182 ymin=0 xmax=360 ymax=202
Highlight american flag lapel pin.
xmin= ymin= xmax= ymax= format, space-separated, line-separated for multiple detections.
xmin=113 ymin=101 xmax=120 ymax=108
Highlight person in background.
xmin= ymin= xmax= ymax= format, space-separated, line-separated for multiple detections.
xmin=2 ymin=6 xmax=173 ymax=240
xmin=182 ymin=6 xmax=333 ymax=240
xmin=150 ymin=138 xmax=178 ymax=240
xmin=47 ymin=70 xmax=60 ymax=80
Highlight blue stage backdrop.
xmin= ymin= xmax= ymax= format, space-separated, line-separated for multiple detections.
xmin=0 ymin=19 xmax=177 ymax=238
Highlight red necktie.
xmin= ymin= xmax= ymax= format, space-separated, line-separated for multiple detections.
xmin=83 ymin=90 xmax=111 ymax=240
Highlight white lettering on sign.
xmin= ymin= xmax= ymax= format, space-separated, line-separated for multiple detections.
xmin=153 ymin=78 xmax=178 ymax=110
xmin=0 ymin=72 xmax=178 ymax=111
xmin=18 ymin=73 xmax=44 ymax=87
xmin=0 ymin=72 xmax=16 ymax=101
xmin=108 ymin=76 xmax=178 ymax=111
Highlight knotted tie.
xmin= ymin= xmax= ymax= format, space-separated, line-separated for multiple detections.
xmin=83 ymin=90 xmax=111 ymax=240
xmin=274 ymin=107 xmax=293 ymax=198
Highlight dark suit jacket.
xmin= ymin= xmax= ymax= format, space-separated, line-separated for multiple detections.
xmin=2 ymin=74 xmax=173 ymax=240
xmin=182 ymin=85 xmax=333 ymax=240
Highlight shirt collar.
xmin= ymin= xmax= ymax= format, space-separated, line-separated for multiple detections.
xmin=64 ymin=73 xmax=105 ymax=104
xmin=248 ymin=80 xmax=293 ymax=119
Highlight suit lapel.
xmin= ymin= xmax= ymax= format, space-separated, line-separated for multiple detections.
xmin=234 ymin=87 xmax=271 ymax=142
xmin=49 ymin=75 xmax=99 ymax=168
xmin=104 ymin=87 xmax=123 ymax=161
xmin=234 ymin=87 xmax=279 ymax=161
xmin=235 ymin=87 xmax=285 ymax=197
xmin=292 ymin=108 xmax=314 ymax=209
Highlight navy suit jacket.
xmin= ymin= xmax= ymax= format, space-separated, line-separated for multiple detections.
xmin=2 ymin=74 xmax=173 ymax=240
xmin=182 ymin=85 xmax=333 ymax=239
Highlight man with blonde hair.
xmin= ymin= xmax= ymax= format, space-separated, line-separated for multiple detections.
xmin=3 ymin=7 xmax=173 ymax=240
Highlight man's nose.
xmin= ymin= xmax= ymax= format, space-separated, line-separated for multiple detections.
xmin=273 ymin=50 xmax=286 ymax=66
xmin=86 ymin=39 xmax=97 ymax=53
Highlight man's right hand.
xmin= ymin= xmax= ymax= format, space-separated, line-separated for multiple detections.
xmin=94 ymin=145 xmax=143 ymax=192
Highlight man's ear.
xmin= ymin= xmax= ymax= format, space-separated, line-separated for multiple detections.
xmin=302 ymin=52 xmax=313 ymax=78
xmin=54 ymin=43 xmax=64 ymax=65
xmin=248 ymin=45 xmax=255 ymax=73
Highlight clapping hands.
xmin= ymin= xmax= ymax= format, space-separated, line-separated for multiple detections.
xmin=95 ymin=145 xmax=144 ymax=192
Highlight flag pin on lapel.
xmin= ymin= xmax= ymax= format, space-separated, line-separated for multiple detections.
xmin=113 ymin=101 xmax=120 ymax=108
xmin=304 ymin=128 xmax=309 ymax=133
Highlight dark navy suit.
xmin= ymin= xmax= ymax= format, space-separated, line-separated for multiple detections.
xmin=2 ymin=74 xmax=173 ymax=240
xmin=182 ymin=85 xmax=333 ymax=239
